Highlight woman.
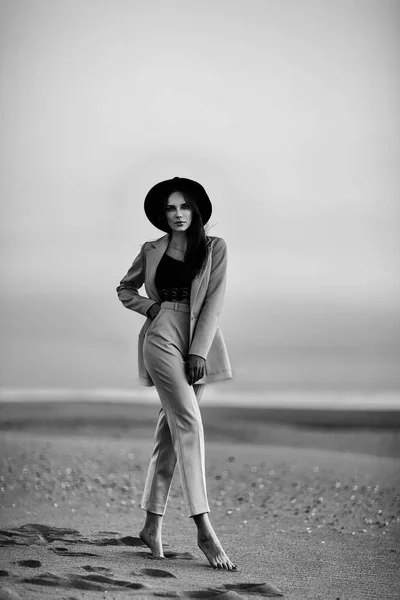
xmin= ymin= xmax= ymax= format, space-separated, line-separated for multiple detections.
xmin=116 ymin=176 xmax=236 ymax=570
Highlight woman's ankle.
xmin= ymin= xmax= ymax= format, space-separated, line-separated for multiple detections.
xmin=192 ymin=512 xmax=213 ymax=536
xmin=144 ymin=511 xmax=163 ymax=531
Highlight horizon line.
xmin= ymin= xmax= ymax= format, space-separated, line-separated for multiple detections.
xmin=0 ymin=387 xmax=399 ymax=410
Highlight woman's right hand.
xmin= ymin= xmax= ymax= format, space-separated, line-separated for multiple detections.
xmin=147 ymin=304 xmax=161 ymax=320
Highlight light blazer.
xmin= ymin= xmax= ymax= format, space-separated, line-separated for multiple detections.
xmin=117 ymin=234 xmax=233 ymax=386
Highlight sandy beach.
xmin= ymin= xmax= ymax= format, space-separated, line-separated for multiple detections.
xmin=0 ymin=401 xmax=399 ymax=599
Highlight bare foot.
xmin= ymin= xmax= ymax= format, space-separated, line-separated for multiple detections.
xmin=139 ymin=527 xmax=164 ymax=558
xmin=197 ymin=531 xmax=237 ymax=570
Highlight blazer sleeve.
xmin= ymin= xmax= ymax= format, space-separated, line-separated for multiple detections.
xmin=116 ymin=243 xmax=158 ymax=317
xmin=189 ymin=237 xmax=227 ymax=360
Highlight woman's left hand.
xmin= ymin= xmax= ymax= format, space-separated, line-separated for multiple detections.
xmin=186 ymin=354 xmax=206 ymax=385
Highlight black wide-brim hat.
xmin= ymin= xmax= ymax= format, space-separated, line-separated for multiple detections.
xmin=144 ymin=176 xmax=212 ymax=232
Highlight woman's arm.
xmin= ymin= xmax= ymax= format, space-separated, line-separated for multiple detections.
xmin=116 ymin=243 xmax=159 ymax=317
xmin=188 ymin=237 xmax=228 ymax=360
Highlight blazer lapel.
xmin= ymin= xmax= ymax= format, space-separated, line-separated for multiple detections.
xmin=190 ymin=237 xmax=213 ymax=311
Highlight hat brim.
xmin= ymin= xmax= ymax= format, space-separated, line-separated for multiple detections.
xmin=144 ymin=177 xmax=212 ymax=232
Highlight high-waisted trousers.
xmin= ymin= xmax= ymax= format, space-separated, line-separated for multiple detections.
xmin=141 ymin=300 xmax=210 ymax=517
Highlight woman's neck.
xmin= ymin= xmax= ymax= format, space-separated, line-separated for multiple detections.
xmin=169 ymin=231 xmax=188 ymax=250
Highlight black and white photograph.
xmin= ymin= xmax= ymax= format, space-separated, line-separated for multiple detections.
xmin=0 ymin=1 xmax=399 ymax=598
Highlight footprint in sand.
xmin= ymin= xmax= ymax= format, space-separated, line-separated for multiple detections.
xmin=85 ymin=537 xmax=122 ymax=546
xmin=119 ymin=536 xmax=147 ymax=547
xmin=12 ymin=524 xmax=81 ymax=543
xmin=21 ymin=572 xmax=151 ymax=593
xmin=80 ymin=565 xmax=111 ymax=573
xmin=0 ymin=530 xmax=41 ymax=547
xmin=0 ymin=525 xmax=81 ymax=548
xmin=21 ymin=573 xmax=105 ymax=592
xmin=14 ymin=560 xmax=41 ymax=568
xmin=74 ymin=574 xmax=148 ymax=589
xmin=136 ymin=550 xmax=195 ymax=560
xmin=182 ymin=583 xmax=284 ymax=599
xmin=1 ymin=526 xmax=176 ymax=553
xmin=223 ymin=582 xmax=284 ymax=597
xmin=164 ymin=551 xmax=194 ymax=560
xmin=183 ymin=592 xmax=237 ymax=599
xmin=51 ymin=547 xmax=99 ymax=557
xmin=212 ymin=594 xmax=243 ymax=600
xmin=141 ymin=568 xmax=176 ymax=578
xmin=0 ymin=525 xmax=153 ymax=549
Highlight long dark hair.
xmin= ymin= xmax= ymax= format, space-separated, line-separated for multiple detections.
xmin=158 ymin=189 xmax=209 ymax=279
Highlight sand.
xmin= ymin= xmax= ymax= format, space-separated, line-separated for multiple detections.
xmin=0 ymin=402 xmax=399 ymax=599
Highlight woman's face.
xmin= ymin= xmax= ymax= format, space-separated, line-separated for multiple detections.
xmin=165 ymin=191 xmax=193 ymax=232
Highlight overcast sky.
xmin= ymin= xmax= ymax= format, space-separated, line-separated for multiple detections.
xmin=0 ymin=0 xmax=399 ymax=399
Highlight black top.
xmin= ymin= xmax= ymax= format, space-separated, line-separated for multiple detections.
xmin=155 ymin=252 xmax=193 ymax=302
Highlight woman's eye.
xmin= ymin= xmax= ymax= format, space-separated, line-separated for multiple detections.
xmin=166 ymin=204 xmax=190 ymax=211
